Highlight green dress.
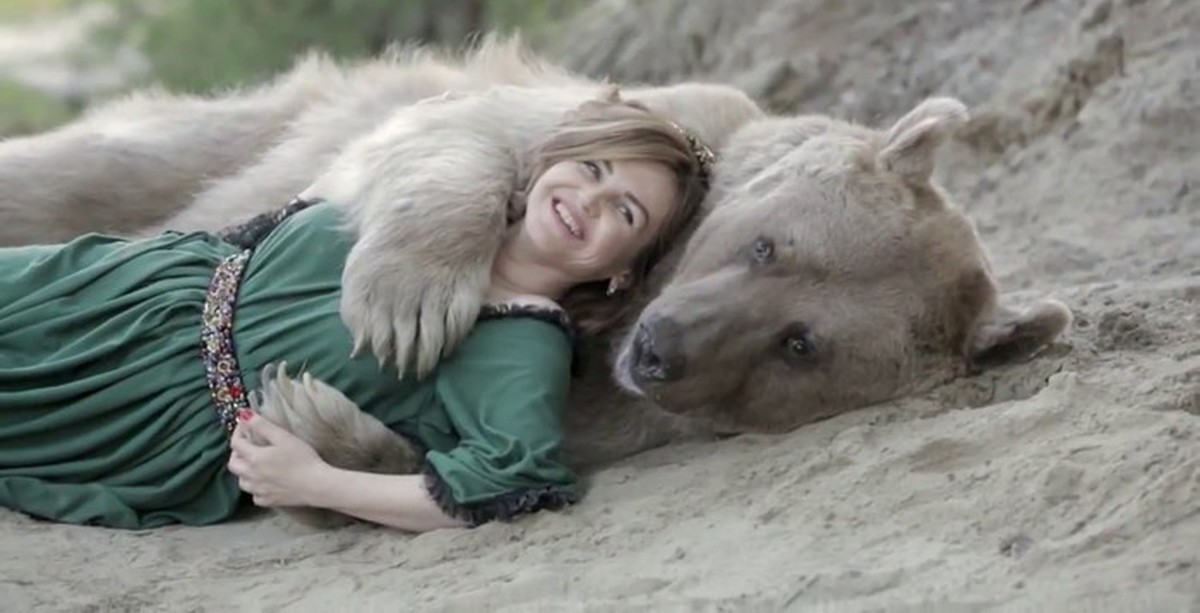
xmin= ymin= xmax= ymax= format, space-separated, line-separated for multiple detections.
xmin=0 ymin=200 xmax=579 ymax=529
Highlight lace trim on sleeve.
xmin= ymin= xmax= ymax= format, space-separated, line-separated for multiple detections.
xmin=421 ymin=461 xmax=578 ymax=527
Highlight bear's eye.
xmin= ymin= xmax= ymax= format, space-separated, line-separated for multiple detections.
xmin=779 ymin=323 xmax=817 ymax=367
xmin=751 ymin=236 xmax=775 ymax=265
xmin=784 ymin=335 xmax=809 ymax=355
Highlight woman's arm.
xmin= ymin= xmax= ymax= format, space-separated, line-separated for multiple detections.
xmin=228 ymin=413 xmax=466 ymax=533
xmin=306 ymin=466 xmax=468 ymax=532
xmin=229 ymin=315 xmax=580 ymax=531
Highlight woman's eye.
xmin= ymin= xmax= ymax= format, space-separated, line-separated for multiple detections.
xmin=618 ymin=203 xmax=635 ymax=225
xmin=582 ymin=161 xmax=601 ymax=179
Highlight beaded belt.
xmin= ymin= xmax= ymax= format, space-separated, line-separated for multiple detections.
xmin=199 ymin=197 xmax=321 ymax=434
xmin=201 ymin=249 xmax=253 ymax=434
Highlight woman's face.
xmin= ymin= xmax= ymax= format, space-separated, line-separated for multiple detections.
xmin=522 ymin=158 xmax=679 ymax=284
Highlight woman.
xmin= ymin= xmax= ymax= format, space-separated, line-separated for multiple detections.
xmin=0 ymin=95 xmax=713 ymax=531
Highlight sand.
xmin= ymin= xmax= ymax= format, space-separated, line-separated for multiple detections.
xmin=2 ymin=0 xmax=1198 ymax=610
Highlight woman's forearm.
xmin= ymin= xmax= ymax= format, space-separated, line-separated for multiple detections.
xmin=305 ymin=465 xmax=468 ymax=532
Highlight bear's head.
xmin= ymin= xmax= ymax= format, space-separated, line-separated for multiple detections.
xmin=614 ymin=97 xmax=1071 ymax=433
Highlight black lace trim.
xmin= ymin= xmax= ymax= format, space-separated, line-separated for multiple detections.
xmin=477 ymin=303 xmax=582 ymax=376
xmin=478 ymin=303 xmax=577 ymax=342
xmin=216 ymin=196 xmax=324 ymax=249
xmin=421 ymin=461 xmax=578 ymax=527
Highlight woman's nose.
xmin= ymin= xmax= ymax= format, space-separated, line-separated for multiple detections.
xmin=580 ymin=192 xmax=602 ymax=217
xmin=581 ymin=187 xmax=617 ymax=218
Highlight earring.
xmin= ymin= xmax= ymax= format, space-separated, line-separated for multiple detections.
xmin=606 ymin=278 xmax=620 ymax=296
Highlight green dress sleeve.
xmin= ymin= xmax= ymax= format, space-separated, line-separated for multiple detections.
xmin=422 ymin=309 xmax=580 ymax=525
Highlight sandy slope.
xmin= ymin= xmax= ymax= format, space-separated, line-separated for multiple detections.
xmin=2 ymin=0 xmax=1197 ymax=611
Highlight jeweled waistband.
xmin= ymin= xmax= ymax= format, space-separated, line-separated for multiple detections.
xmin=200 ymin=197 xmax=321 ymax=434
xmin=200 ymin=249 xmax=253 ymax=435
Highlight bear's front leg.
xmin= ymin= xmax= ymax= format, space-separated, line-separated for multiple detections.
xmin=303 ymin=94 xmax=519 ymax=378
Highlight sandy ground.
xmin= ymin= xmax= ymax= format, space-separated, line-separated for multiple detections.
xmin=2 ymin=0 xmax=1198 ymax=611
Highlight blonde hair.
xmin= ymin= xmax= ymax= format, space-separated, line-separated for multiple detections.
xmin=514 ymin=92 xmax=711 ymax=336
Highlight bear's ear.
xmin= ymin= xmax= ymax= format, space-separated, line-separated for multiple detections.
xmin=878 ymin=97 xmax=968 ymax=184
xmin=968 ymin=299 xmax=1073 ymax=366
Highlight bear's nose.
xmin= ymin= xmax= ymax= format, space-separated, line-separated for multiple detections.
xmin=630 ymin=315 xmax=685 ymax=383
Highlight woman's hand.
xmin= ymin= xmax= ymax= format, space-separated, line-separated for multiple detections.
xmin=227 ymin=410 xmax=328 ymax=508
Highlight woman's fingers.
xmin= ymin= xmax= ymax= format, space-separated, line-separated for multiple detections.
xmin=236 ymin=408 xmax=298 ymax=446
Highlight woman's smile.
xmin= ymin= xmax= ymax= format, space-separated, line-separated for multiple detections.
xmin=551 ymin=196 xmax=585 ymax=240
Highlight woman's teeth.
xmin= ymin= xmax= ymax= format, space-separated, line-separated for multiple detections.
xmin=554 ymin=201 xmax=582 ymax=239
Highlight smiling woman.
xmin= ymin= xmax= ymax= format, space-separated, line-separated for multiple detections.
xmin=504 ymin=157 xmax=677 ymax=293
xmin=506 ymin=96 xmax=713 ymax=336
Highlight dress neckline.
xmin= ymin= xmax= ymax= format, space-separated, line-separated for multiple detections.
xmin=478 ymin=303 xmax=577 ymax=341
